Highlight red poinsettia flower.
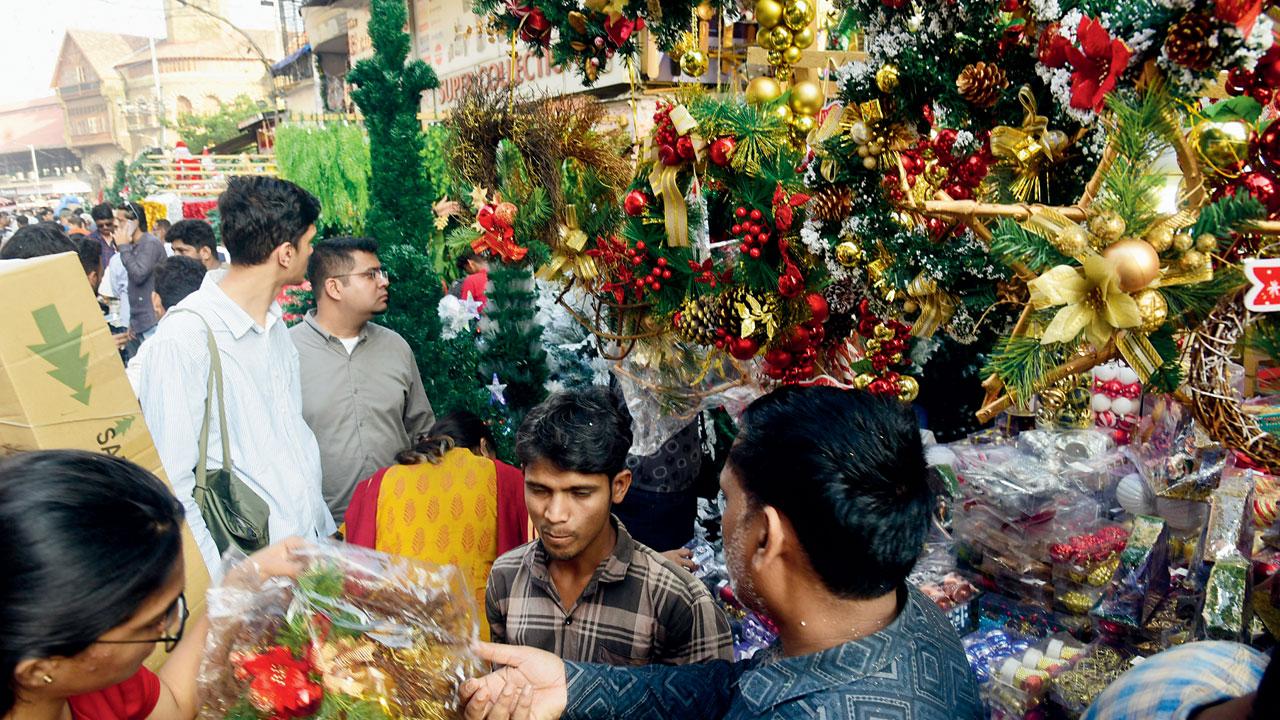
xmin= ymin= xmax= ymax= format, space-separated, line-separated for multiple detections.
xmin=605 ymin=16 xmax=643 ymax=48
xmin=235 ymin=646 xmax=323 ymax=720
xmin=1037 ymin=23 xmax=1073 ymax=67
xmin=1055 ymin=17 xmax=1132 ymax=112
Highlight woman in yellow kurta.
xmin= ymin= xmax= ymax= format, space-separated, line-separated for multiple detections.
xmin=344 ymin=411 xmax=529 ymax=639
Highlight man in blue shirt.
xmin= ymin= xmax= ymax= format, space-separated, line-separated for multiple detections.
xmin=460 ymin=385 xmax=982 ymax=720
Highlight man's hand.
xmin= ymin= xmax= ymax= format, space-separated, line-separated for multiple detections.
xmin=112 ymin=331 xmax=130 ymax=350
xmin=112 ymin=220 xmax=134 ymax=247
xmin=461 ymin=642 xmax=567 ymax=720
xmin=662 ymin=547 xmax=698 ymax=573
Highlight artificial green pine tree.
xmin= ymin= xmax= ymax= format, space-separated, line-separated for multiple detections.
xmin=348 ymin=0 xmax=439 ymax=248
xmin=481 ymin=264 xmax=548 ymax=418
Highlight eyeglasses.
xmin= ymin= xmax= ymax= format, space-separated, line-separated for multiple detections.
xmin=331 ymin=267 xmax=389 ymax=283
xmin=95 ymin=593 xmax=188 ymax=653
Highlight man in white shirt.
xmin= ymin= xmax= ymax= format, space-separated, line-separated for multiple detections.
xmin=137 ymin=175 xmax=335 ymax=577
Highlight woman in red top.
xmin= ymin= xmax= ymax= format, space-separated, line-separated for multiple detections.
xmin=0 ymin=450 xmax=302 ymax=720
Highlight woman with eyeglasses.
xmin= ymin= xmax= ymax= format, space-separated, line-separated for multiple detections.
xmin=0 ymin=450 xmax=303 ymax=720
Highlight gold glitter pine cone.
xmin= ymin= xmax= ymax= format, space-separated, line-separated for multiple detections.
xmin=956 ymin=62 xmax=1009 ymax=108
xmin=809 ymin=186 xmax=854 ymax=222
xmin=1163 ymin=13 xmax=1217 ymax=71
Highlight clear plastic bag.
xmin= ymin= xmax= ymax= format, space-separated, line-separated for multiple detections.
xmin=199 ymin=540 xmax=480 ymax=720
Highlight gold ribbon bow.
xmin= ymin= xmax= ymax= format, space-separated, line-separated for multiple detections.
xmin=538 ymin=205 xmax=598 ymax=282
xmin=991 ymin=86 xmax=1066 ymax=202
xmin=647 ymin=104 xmax=704 ymax=248
xmin=906 ymin=272 xmax=958 ymax=338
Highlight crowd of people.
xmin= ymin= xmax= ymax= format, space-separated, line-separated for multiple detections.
xmin=0 ymin=177 xmax=1276 ymax=720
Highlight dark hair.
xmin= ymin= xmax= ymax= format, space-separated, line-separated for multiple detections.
xmin=15 ymin=215 xmax=30 ymax=226
xmin=397 ymin=410 xmax=495 ymax=465
xmin=307 ymin=236 xmax=379 ymax=288
xmin=0 ymin=222 xmax=76 ymax=260
xmin=516 ymin=387 xmax=633 ymax=478
xmin=153 ymin=255 xmax=206 ymax=310
xmin=68 ymin=214 xmax=87 ymax=229
xmin=74 ymin=235 xmax=101 ymax=276
xmin=166 ymin=219 xmax=217 ymax=254
xmin=90 ymin=203 xmax=113 ymax=221
xmin=727 ymin=386 xmax=932 ymax=599
xmin=0 ymin=450 xmax=183 ymax=714
xmin=218 ymin=175 xmax=321 ymax=266
xmin=455 ymin=249 xmax=481 ymax=274
xmin=116 ymin=201 xmax=148 ymax=233
xmin=154 ymin=218 xmax=171 ymax=232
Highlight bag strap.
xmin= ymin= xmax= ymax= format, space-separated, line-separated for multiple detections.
xmin=168 ymin=309 xmax=233 ymax=482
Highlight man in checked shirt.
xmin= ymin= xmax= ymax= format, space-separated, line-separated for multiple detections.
xmin=485 ymin=387 xmax=733 ymax=666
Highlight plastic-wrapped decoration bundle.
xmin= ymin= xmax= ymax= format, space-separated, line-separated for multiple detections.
xmin=199 ymin=540 xmax=480 ymax=720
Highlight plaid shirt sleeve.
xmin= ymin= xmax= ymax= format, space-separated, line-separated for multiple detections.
xmin=654 ymin=570 xmax=734 ymax=664
xmin=1082 ymin=642 xmax=1269 ymax=720
xmin=563 ymin=660 xmax=739 ymax=720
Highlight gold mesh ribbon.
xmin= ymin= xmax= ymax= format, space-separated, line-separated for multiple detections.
xmin=538 ymin=205 xmax=598 ymax=282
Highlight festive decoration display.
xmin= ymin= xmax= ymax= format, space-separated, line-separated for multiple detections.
xmin=198 ymin=542 xmax=478 ymax=720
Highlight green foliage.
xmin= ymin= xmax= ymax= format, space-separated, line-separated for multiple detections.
xmin=275 ymin=123 xmax=370 ymax=235
xmin=1096 ymin=86 xmax=1179 ymax=234
xmin=1251 ymin=316 xmax=1280 ymax=363
xmin=166 ymin=95 xmax=263 ymax=152
xmin=1189 ymin=194 xmax=1266 ymax=240
xmin=1159 ymin=267 xmax=1246 ymax=326
xmin=1144 ymin=325 xmax=1184 ymax=394
xmin=314 ymin=694 xmax=389 ymax=720
xmin=348 ymin=0 xmax=439 ymax=249
xmin=989 ymin=218 xmax=1073 ymax=273
xmin=983 ymin=334 xmax=1067 ymax=403
xmin=481 ymin=264 xmax=548 ymax=425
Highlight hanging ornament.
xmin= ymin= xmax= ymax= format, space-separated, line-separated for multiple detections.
xmin=680 ymin=50 xmax=708 ymax=77
xmin=835 ymin=240 xmax=863 ymax=266
xmin=788 ymin=81 xmax=825 ymax=116
xmin=624 ymin=189 xmax=650 ymax=217
xmin=1193 ymin=119 xmax=1252 ymax=175
xmin=875 ymin=63 xmax=901 ymax=93
xmin=1132 ymin=288 xmax=1168 ymax=334
xmin=745 ymin=76 xmax=783 ymax=105
xmin=1102 ymin=239 xmax=1161 ymax=292
xmin=784 ymin=0 xmax=816 ymax=29
xmin=754 ymin=0 xmax=784 ymax=29
xmin=990 ymin=86 xmax=1069 ymax=202
xmin=792 ymin=26 xmax=815 ymax=49
xmin=709 ymin=136 xmax=737 ymax=167
xmin=956 ymin=62 xmax=1009 ymax=108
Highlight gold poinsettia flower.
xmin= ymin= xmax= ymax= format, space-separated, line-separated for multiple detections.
xmin=1028 ymin=254 xmax=1141 ymax=347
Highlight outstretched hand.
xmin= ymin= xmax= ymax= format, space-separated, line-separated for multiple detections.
xmin=461 ymin=642 xmax=568 ymax=720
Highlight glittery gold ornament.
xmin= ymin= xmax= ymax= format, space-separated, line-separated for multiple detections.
xmin=680 ymin=50 xmax=708 ymax=77
xmin=853 ymin=373 xmax=874 ymax=389
xmin=1102 ymin=239 xmax=1161 ymax=292
xmin=865 ymin=338 xmax=881 ymax=353
xmin=1145 ymin=226 xmax=1173 ymax=253
xmin=782 ymin=45 xmax=803 ymax=64
xmin=1088 ymin=211 xmax=1126 ymax=245
xmin=754 ymin=0 xmax=783 ymax=29
xmin=784 ymin=0 xmax=815 ymax=29
xmin=1180 ymin=249 xmax=1205 ymax=269
xmin=898 ymin=376 xmax=920 ymax=402
xmin=771 ymin=103 xmax=793 ymax=123
xmin=791 ymin=27 xmax=814 ymax=49
xmin=1173 ymin=232 xmax=1194 ymax=252
xmin=835 ymin=240 xmax=862 ymax=266
xmin=1195 ymin=234 xmax=1217 ymax=252
xmin=745 ymin=76 xmax=783 ymax=105
xmin=1053 ymin=224 xmax=1090 ymax=256
xmin=875 ymin=63 xmax=901 ymax=93
xmin=788 ymin=80 xmax=824 ymax=115
xmin=1132 ymin=288 xmax=1168 ymax=334
xmin=874 ymin=324 xmax=895 ymax=341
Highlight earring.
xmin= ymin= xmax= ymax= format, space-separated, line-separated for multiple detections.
xmin=42 ymin=675 xmax=53 ymax=685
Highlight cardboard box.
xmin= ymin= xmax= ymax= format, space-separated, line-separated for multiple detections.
xmin=0 ymin=253 xmax=209 ymax=665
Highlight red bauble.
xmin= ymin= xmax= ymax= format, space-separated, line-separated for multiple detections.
xmin=805 ymin=323 xmax=825 ymax=344
xmin=777 ymin=273 xmax=804 ymax=298
xmin=624 ymin=190 xmax=650 ymax=217
xmin=764 ymin=364 xmax=788 ymax=380
xmin=932 ymin=129 xmax=958 ymax=155
xmin=765 ymin=348 xmax=794 ymax=368
xmin=709 ymin=136 xmax=737 ymax=167
xmin=805 ymin=293 xmax=830 ymax=323
xmin=476 ymin=204 xmax=496 ymax=231
xmin=728 ymin=336 xmax=760 ymax=360
xmin=1241 ymin=171 xmax=1280 ymax=213
xmin=676 ymin=136 xmax=696 ymax=160
xmin=658 ymin=144 xmax=680 ymax=166
xmin=1249 ymin=85 xmax=1276 ymax=107
xmin=1256 ymin=122 xmax=1280 ymax=169
xmin=786 ymin=326 xmax=812 ymax=351
xmin=1258 ymin=54 xmax=1280 ymax=88
xmin=1225 ymin=67 xmax=1254 ymax=96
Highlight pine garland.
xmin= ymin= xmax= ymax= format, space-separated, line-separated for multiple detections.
xmin=1189 ymin=194 xmax=1266 ymax=239
xmin=989 ymin=218 xmax=1072 ymax=273
xmin=983 ymin=334 xmax=1068 ymax=403
xmin=1159 ymin=267 xmax=1247 ymax=326
xmin=275 ymin=123 xmax=370 ymax=235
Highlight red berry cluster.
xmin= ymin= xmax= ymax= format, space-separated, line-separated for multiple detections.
xmin=856 ymin=298 xmax=912 ymax=379
xmin=718 ymin=332 xmax=760 ymax=360
xmin=1225 ymin=46 xmax=1280 ymax=111
xmin=892 ymin=129 xmax=994 ymax=201
xmin=731 ymin=206 xmax=770 ymax=259
xmin=763 ymin=294 xmax=829 ymax=382
xmin=623 ymin=241 xmax=673 ymax=296
xmin=654 ymin=104 xmax=696 ymax=167
xmin=1049 ymin=527 xmax=1129 ymax=565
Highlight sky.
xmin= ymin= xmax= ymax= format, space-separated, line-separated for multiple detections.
xmin=1 ymin=0 xmax=279 ymax=107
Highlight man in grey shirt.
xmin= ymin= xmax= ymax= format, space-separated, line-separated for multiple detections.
xmin=291 ymin=236 xmax=434 ymax=524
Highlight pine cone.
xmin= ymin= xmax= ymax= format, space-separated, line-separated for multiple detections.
xmin=956 ymin=62 xmax=1009 ymax=108
xmin=1164 ymin=13 xmax=1217 ymax=71
xmin=676 ymin=295 xmax=722 ymax=345
xmin=808 ymin=186 xmax=854 ymax=222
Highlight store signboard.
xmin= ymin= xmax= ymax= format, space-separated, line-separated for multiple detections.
xmin=411 ymin=0 xmax=628 ymax=111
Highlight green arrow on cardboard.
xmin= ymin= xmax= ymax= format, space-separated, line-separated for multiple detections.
xmin=27 ymin=304 xmax=91 ymax=405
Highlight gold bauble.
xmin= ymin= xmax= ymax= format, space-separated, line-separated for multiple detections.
xmin=767 ymin=49 xmax=784 ymax=65
xmin=898 ymin=376 xmax=920 ymax=402
xmin=835 ymin=241 xmax=862 ymax=266
xmin=1088 ymin=211 xmax=1126 ymax=245
xmin=1195 ymin=234 xmax=1217 ymax=253
xmin=782 ymin=44 xmax=803 ymax=64
xmin=680 ymin=50 xmax=708 ymax=77
xmin=754 ymin=0 xmax=784 ymax=29
xmin=1132 ymin=289 xmax=1168 ymax=334
xmin=1102 ymin=238 xmax=1161 ymax=292
xmin=768 ymin=25 xmax=794 ymax=50
xmin=1045 ymin=130 xmax=1070 ymax=154
xmin=771 ymin=103 xmax=793 ymax=123
xmin=1146 ymin=226 xmax=1173 ymax=253
xmin=745 ymin=76 xmax=783 ymax=105
xmin=1193 ymin=119 xmax=1251 ymax=174
xmin=1180 ymin=249 xmax=1206 ymax=269
xmin=865 ymin=338 xmax=882 ymax=353
xmin=792 ymin=26 xmax=814 ymax=49
xmin=790 ymin=115 xmax=816 ymax=135
xmin=1173 ymin=232 xmax=1194 ymax=252
xmin=853 ymin=373 xmax=875 ymax=390
xmin=875 ymin=63 xmax=901 ymax=93
xmin=757 ymin=30 xmax=777 ymax=51
xmin=1053 ymin=225 xmax=1089 ymax=257
xmin=695 ymin=1 xmax=717 ymax=21
xmin=788 ymin=80 xmax=824 ymax=115
xmin=874 ymin=324 xmax=895 ymax=340
xmin=784 ymin=0 xmax=816 ymax=29
xmin=862 ymin=156 xmax=878 ymax=170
